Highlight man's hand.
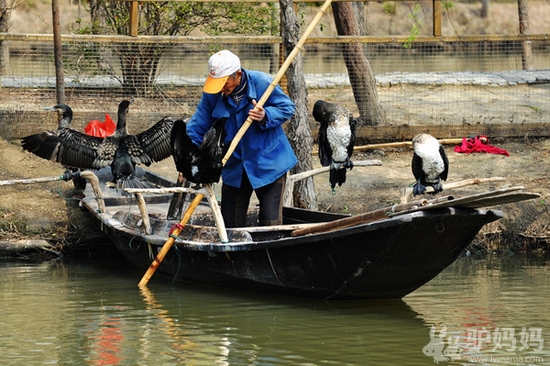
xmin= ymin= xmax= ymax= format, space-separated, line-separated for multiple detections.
xmin=249 ymin=99 xmax=266 ymax=124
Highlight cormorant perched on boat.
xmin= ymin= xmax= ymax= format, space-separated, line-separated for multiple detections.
xmin=20 ymin=103 xmax=87 ymax=190
xmin=312 ymin=99 xmax=357 ymax=191
xmin=411 ymin=133 xmax=449 ymax=196
xmin=21 ymin=99 xmax=176 ymax=195
xmin=170 ymin=118 xmax=227 ymax=184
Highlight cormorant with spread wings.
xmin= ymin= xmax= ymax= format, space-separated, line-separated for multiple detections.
xmin=21 ymin=99 xmax=177 ymax=195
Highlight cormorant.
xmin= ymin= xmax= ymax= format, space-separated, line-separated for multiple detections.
xmin=313 ymin=100 xmax=357 ymax=191
xmin=21 ymin=100 xmax=176 ymax=195
xmin=170 ymin=118 xmax=227 ymax=184
xmin=411 ymin=133 xmax=449 ymax=196
xmin=20 ymin=103 xmax=87 ymax=190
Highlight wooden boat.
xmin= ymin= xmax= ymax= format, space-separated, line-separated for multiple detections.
xmin=78 ymin=167 xmax=538 ymax=300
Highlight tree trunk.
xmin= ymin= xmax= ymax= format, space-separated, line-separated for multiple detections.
xmin=480 ymin=0 xmax=489 ymax=18
xmin=518 ymin=0 xmax=533 ymax=70
xmin=0 ymin=0 xmax=9 ymax=77
xmin=52 ymin=0 xmax=65 ymax=104
xmin=332 ymin=1 xmax=385 ymax=126
xmin=279 ymin=0 xmax=317 ymax=210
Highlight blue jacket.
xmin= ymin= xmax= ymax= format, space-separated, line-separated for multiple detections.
xmin=186 ymin=69 xmax=298 ymax=189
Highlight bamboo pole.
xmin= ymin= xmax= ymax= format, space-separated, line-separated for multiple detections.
xmin=353 ymin=138 xmax=463 ymax=151
xmin=134 ymin=193 xmax=152 ymax=234
xmin=138 ymin=193 xmax=204 ymax=287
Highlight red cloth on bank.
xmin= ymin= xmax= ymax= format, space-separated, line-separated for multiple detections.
xmin=453 ymin=135 xmax=509 ymax=156
xmin=84 ymin=114 xmax=116 ymax=138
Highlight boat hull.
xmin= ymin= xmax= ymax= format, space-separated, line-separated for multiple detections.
xmin=96 ymin=205 xmax=501 ymax=299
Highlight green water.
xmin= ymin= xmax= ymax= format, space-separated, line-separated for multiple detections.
xmin=0 ymin=254 xmax=549 ymax=365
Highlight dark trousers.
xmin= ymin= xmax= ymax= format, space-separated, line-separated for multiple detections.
xmin=221 ymin=172 xmax=286 ymax=228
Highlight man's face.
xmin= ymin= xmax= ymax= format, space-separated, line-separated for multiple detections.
xmin=221 ymin=71 xmax=242 ymax=96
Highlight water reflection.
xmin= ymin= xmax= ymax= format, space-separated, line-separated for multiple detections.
xmin=136 ymin=286 xmax=430 ymax=365
xmin=405 ymin=254 xmax=550 ymax=365
xmin=0 ymin=254 xmax=549 ymax=365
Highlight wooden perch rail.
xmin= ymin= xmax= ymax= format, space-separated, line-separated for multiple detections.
xmin=400 ymin=177 xmax=507 ymax=203
xmin=291 ymin=196 xmax=452 ymax=237
xmin=353 ymin=138 xmax=464 ymax=151
xmin=312 ymin=138 xmax=464 ymax=155
xmin=283 ymin=159 xmax=382 ymax=206
xmin=292 ymin=186 xmax=540 ymax=237
xmin=0 ymin=175 xmax=67 ymax=186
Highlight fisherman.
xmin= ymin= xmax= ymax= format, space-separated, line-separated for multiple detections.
xmin=185 ymin=50 xmax=297 ymax=227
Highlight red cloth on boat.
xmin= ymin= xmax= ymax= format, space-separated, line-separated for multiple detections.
xmin=84 ymin=114 xmax=116 ymax=137
xmin=453 ymin=135 xmax=509 ymax=156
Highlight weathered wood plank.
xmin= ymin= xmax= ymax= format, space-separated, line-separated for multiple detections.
xmin=348 ymin=123 xmax=550 ymax=144
xmin=1 ymin=33 xmax=549 ymax=44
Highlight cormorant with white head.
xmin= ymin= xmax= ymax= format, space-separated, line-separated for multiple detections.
xmin=411 ymin=133 xmax=449 ymax=196
xmin=313 ymin=99 xmax=357 ymax=191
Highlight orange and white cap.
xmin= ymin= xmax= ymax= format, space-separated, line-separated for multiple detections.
xmin=203 ymin=50 xmax=241 ymax=94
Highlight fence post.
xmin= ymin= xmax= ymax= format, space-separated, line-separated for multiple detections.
xmin=518 ymin=0 xmax=533 ymax=70
xmin=433 ymin=0 xmax=441 ymax=37
xmin=130 ymin=1 xmax=139 ymax=37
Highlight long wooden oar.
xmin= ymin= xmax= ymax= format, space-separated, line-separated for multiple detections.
xmin=137 ymin=0 xmax=334 ymax=287
xmin=138 ymin=193 xmax=204 ymax=287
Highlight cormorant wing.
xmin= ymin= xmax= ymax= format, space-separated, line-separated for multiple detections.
xmin=313 ymin=100 xmax=332 ymax=167
xmin=57 ymin=128 xmax=105 ymax=169
xmin=318 ymin=122 xmax=332 ymax=167
xmin=201 ymin=118 xmax=227 ymax=158
xmin=439 ymin=145 xmax=449 ymax=181
xmin=135 ymin=116 xmax=177 ymax=164
xmin=21 ymin=130 xmax=63 ymax=161
xmin=411 ymin=152 xmax=423 ymax=181
xmin=194 ymin=118 xmax=227 ymax=183
xmin=170 ymin=118 xmax=198 ymax=179
xmin=21 ymin=128 xmax=104 ymax=170
xmin=347 ymin=116 xmax=358 ymax=158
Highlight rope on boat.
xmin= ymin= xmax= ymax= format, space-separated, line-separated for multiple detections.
xmin=169 ymin=223 xmax=185 ymax=240
xmin=55 ymin=182 xmax=84 ymax=203
xmin=128 ymin=234 xmax=143 ymax=251
xmin=170 ymin=245 xmax=183 ymax=287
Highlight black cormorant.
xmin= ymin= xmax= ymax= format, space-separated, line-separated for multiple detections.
xmin=21 ymin=100 xmax=176 ymax=195
xmin=21 ymin=103 xmax=88 ymax=190
xmin=170 ymin=118 xmax=227 ymax=184
xmin=313 ymin=100 xmax=357 ymax=191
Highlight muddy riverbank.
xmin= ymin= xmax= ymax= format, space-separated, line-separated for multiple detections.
xmin=0 ymin=133 xmax=548 ymax=258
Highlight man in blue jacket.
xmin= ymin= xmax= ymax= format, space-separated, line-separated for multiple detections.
xmin=186 ymin=50 xmax=298 ymax=227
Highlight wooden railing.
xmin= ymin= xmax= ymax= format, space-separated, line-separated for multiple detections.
xmin=1 ymin=33 xmax=548 ymax=44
